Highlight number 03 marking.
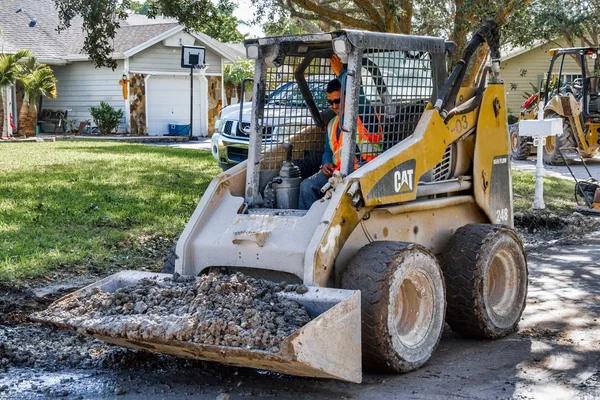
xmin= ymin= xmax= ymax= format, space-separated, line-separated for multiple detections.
xmin=495 ymin=208 xmax=509 ymax=223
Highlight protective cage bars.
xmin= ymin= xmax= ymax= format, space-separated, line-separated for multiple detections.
xmin=256 ymin=51 xmax=437 ymax=172
xmin=260 ymin=56 xmax=336 ymax=172
xmin=244 ymin=31 xmax=452 ymax=207
xmin=353 ymin=49 xmax=435 ymax=167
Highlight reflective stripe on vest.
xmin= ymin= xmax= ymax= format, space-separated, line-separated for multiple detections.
xmin=328 ymin=116 xmax=383 ymax=170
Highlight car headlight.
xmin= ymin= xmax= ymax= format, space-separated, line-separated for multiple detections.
xmin=215 ymin=118 xmax=225 ymax=133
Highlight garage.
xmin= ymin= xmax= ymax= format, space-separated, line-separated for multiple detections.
xmin=146 ymin=75 xmax=203 ymax=136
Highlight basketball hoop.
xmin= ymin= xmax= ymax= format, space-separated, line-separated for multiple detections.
xmin=181 ymin=46 xmax=206 ymax=140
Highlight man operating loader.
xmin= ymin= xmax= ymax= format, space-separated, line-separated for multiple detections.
xmin=298 ymin=55 xmax=383 ymax=209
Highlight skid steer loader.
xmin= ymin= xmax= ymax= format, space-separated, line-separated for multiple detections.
xmin=35 ymin=21 xmax=528 ymax=383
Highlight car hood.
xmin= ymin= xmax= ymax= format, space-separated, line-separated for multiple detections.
xmin=221 ymin=103 xmax=322 ymax=127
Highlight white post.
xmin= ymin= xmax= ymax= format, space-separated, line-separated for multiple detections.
xmin=518 ymin=103 xmax=561 ymax=211
xmin=124 ymin=58 xmax=131 ymax=134
xmin=144 ymin=74 xmax=151 ymax=135
xmin=198 ymin=70 xmax=209 ymax=137
xmin=6 ymin=86 xmax=14 ymax=136
xmin=533 ymin=101 xmax=546 ymax=210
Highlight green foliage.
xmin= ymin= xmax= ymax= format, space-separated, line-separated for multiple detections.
xmin=224 ymin=58 xmax=255 ymax=87
xmin=54 ymin=0 xmax=131 ymax=70
xmin=0 ymin=141 xmax=220 ymax=283
xmin=0 ymin=50 xmax=33 ymax=88
xmin=200 ymin=9 xmax=245 ymax=42
xmin=507 ymin=114 xmax=519 ymax=124
xmin=18 ymin=59 xmax=58 ymax=104
xmin=504 ymin=0 xmax=589 ymax=49
xmin=130 ymin=0 xmax=150 ymax=14
xmin=89 ymin=102 xmax=124 ymax=134
xmin=53 ymin=0 xmax=244 ymax=69
xmin=263 ymin=14 xmax=305 ymax=36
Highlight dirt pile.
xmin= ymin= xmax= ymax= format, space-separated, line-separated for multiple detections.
xmin=514 ymin=210 xmax=600 ymax=248
xmin=32 ymin=272 xmax=312 ymax=353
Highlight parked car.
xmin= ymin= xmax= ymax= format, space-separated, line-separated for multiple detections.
xmin=211 ymin=77 xmax=331 ymax=170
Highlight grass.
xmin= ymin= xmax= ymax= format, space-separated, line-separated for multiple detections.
xmin=0 ymin=141 xmax=579 ymax=285
xmin=0 ymin=141 xmax=220 ymax=284
xmin=512 ymin=169 xmax=578 ymax=213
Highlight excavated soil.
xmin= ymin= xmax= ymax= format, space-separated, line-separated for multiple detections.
xmin=1 ymin=210 xmax=599 ymax=399
xmin=514 ymin=210 xmax=600 ymax=249
xmin=31 ymin=272 xmax=312 ymax=353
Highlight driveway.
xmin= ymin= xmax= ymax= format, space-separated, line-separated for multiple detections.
xmin=512 ymin=156 xmax=600 ymax=181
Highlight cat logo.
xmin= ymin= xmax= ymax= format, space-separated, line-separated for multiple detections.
xmin=366 ymin=159 xmax=417 ymax=199
xmin=394 ymin=169 xmax=414 ymax=193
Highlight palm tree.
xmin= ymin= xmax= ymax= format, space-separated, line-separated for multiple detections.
xmin=0 ymin=49 xmax=33 ymax=137
xmin=17 ymin=60 xmax=58 ymax=137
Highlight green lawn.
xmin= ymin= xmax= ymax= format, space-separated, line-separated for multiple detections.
xmin=0 ymin=141 xmax=220 ymax=283
xmin=512 ymin=170 xmax=577 ymax=213
xmin=0 ymin=141 xmax=578 ymax=285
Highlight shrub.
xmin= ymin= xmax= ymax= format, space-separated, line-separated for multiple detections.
xmin=507 ymin=114 xmax=519 ymax=125
xmin=89 ymin=102 xmax=124 ymax=134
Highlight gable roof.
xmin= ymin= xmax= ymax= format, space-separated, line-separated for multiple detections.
xmin=0 ymin=0 xmax=81 ymax=63
xmin=0 ymin=0 xmax=245 ymax=65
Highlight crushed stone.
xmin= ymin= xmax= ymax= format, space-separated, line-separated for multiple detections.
xmin=32 ymin=272 xmax=312 ymax=353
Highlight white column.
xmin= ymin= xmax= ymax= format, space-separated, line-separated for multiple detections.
xmin=124 ymin=58 xmax=131 ymax=133
xmin=6 ymin=86 xmax=13 ymax=136
xmin=198 ymin=71 xmax=209 ymax=137
xmin=533 ymin=102 xmax=546 ymax=210
xmin=144 ymin=74 xmax=151 ymax=135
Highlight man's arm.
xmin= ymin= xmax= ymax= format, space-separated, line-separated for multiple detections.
xmin=331 ymin=55 xmax=378 ymax=133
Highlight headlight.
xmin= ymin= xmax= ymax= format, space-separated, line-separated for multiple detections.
xmin=215 ymin=118 xmax=226 ymax=133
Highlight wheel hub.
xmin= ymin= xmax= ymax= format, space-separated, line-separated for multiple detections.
xmin=486 ymin=249 xmax=518 ymax=318
xmin=393 ymin=271 xmax=434 ymax=347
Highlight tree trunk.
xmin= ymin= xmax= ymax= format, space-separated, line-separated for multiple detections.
xmin=19 ymin=101 xmax=33 ymax=136
xmin=27 ymin=106 xmax=38 ymax=136
xmin=225 ymin=84 xmax=234 ymax=105
xmin=1 ymin=87 xmax=7 ymax=138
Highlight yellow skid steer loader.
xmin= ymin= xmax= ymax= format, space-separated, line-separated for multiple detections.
xmin=35 ymin=21 xmax=527 ymax=383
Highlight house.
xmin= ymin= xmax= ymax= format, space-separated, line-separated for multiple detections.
xmin=0 ymin=0 xmax=246 ymax=136
xmin=501 ymin=37 xmax=584 ymax=117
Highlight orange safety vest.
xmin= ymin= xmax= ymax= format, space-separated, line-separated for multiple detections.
xmin=328 ymin=116 xmax=383 ymax=171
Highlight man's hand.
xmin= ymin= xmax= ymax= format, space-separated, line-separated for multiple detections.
xmin=330 ymin=54 xmax=343 ymax=77
xmin=321 ymin=163 xmax=335 ymax=177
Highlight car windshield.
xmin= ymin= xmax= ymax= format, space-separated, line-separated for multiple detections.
xmin=267 ymin=80 xmax=329 ymax=109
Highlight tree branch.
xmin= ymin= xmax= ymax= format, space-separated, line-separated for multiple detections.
xmin=287 ymin=0 xmax=379 ymax=30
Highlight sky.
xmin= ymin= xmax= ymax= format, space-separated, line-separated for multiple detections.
xmin=232 ymin=0 xmax=265 ymax=38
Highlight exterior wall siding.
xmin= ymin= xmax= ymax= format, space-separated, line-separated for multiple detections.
xmin=129 ymin=37 xmax=222 ymax=75
xmin=501 ymin=38 xmax=588 ymax=116
xmin=44 ymin=60 xmax=126 ymax=132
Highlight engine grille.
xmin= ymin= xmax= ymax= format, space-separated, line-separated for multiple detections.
xmin=432 ymin=145 xmax=453 ymax=181
xmin=222 ymin=120 xmax=273 ymax=140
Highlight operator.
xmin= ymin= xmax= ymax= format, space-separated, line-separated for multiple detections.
xmin=298 ymin=55 xmax=382 ymax=210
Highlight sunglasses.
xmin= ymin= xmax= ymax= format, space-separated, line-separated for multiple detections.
xmin=328 ymin=98 xmax=341 ymax=105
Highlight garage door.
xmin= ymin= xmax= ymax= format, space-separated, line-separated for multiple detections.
xmin=146 ymin=75 xmax=202 ymax=136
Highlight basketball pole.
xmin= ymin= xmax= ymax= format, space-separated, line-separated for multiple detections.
xmin=189 ymin=66 xmax=194 ymax=140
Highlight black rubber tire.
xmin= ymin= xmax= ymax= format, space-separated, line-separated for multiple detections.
xmin=441 ymin=224 xmax=528 ymax=339
xmin=161 ymin=243 xmax=177 ymax=274
xmin=342 ymin=241 xmax=446 ymax=373
xmin=543 ymin=115 xmax=577 ymax=165
xmin=509 ymin=125 xmax=532 ymax=160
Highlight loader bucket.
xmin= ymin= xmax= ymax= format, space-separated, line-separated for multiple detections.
xmin=31 ymin=271 xmax=362 ymax=383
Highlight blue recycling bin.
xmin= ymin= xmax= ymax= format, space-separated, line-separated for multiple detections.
xmin=168 ymin=124 xmax=190 ymax=136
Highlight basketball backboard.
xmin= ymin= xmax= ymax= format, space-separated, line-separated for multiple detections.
xmin=181 ymin=45 xmax=206 ymax=68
